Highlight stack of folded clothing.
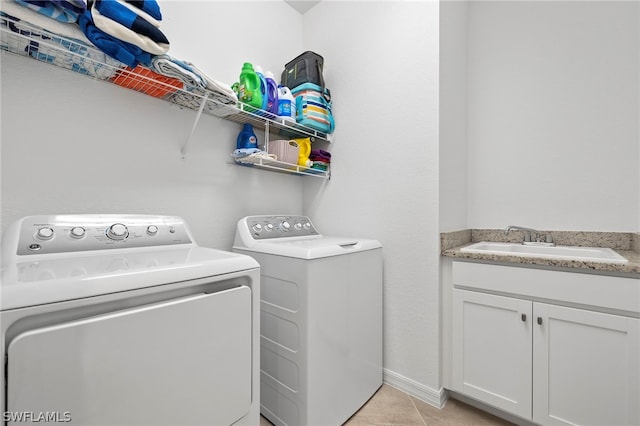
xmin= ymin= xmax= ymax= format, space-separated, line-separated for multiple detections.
xmin=151 ymin=54 xmax=239 ymax=113
xmin=78 ymin=0 xmax=169 ymax=68
xmin=309 ymin=150 xmax=331 ymax=171
xmin=14 ymin=0 xmax=87 ymax=23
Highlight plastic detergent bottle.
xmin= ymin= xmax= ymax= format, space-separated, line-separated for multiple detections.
xmin=254 ymin=65 xmax=269 ymax=112
xmin=265 ymin=71 xmax=279 ymax=115
xmin=236 ymin=123 xmax=258 ymax=150
xmin=238 ymin=63 xmax=263 ymax=109
xmin=277 ymin=85 xmax=296 ymax=124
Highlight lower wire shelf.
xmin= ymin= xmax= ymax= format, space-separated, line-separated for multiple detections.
xmin=234 ymin=156 xmax=330 ymax=179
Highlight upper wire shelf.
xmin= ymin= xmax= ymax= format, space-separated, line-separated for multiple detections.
xmin=0 ymin=13 xmax=331 ymax=144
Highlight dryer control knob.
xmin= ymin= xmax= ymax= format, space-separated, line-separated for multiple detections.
xmin=303 ymin=222 xmax=312 ymax=230
xmin=265 ymin=224 xmax=274 ymax=232
xmin=70 ymin=227 xmax=86 ymax=239
xmin=36 ymin=227 xmax=54 ymax=240
xmin=107 ymin=223 xmax=128 ymax=240
xmin=146 ymin=225 xmax=159 ymax=235
xmin=280 ymin=221 xmax=291 ymax=232
xmin=294 ymin=222 xmax=303 ymax=231
xmin=252 ymin=224 xmax=263 ymax=233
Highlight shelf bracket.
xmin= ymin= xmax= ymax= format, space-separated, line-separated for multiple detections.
xmin=181 ymin=92 xmax=209 ymax=159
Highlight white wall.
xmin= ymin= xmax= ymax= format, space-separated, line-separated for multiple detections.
xmin=466 ymin=1 xmax=640 ymax=232
xmin=439 ymin=1 xmax=468 ymax=232
xmin=1 ymin=1 xmax=306 ymax=249
xmin=302 ymin=1 xmax=443 ymax=399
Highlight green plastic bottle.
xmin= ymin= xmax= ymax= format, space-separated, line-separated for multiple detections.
xmin=238 ymin=63 xmax=263 ymax=109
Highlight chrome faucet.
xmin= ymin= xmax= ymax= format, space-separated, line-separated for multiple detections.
xmin=504 ymin=225 xmax=555 ymax=246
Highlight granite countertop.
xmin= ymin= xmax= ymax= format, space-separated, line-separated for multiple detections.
xmin=441 ymin=229 xmax=640 ymax=276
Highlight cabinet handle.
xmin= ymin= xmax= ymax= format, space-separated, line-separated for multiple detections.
xmin=537 ymin=317 xmax=542 ymax=325
xmin=521 ymin=314 xmax=527 ymax=322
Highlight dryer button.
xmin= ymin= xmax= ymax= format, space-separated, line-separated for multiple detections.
xmin=36 ymin=227 xmax=54 ymax=240
xmin=106 ymin=223 xmax=129 ymax=240
xmin=70 ymin=227 xmax=86 ymax=239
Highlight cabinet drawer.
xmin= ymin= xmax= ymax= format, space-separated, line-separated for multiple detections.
xmin=452 ymin=261 xmax=639 ymax=315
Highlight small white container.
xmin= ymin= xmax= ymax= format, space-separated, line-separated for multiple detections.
xmin=267 ymin=140 xmax=299 ymax=164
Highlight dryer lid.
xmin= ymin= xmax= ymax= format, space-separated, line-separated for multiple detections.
xmin=1 ymin=246 xmax=259 ymax=310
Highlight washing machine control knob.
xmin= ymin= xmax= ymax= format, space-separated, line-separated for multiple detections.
xmin=70 ymin=227 xmax=86 ymax=239
xmin=280 ymin=221 xmax=291 ymax=232
xmin=303 ymin=222 xmax=312 ymax=230
xmin=294 ymin=222 xmax=303 ymax=231
xmin=106 ymin=223 xmax=128 ymax=240
xmin=265 ymin=223 xmax=274 ymax=232
xmin=252 ymin=224 xmax=263 ymax=233
xmin=36 ymin=227 xmax=55 ymax=240
xmin=146 ymin=225 xmax=159 ymax=236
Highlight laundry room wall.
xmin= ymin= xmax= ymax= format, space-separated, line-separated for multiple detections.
xmin=439 ymin=0 xmax=468 ymax=233
xmin=0 ymin=1 xmax=307 ymax=249
xmin=301 ymin=2 xmax=443 ymax=404
xmin=466 ymin=1 xmax=640 ymax=232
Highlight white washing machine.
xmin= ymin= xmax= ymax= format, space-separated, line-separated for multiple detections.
xmin=233 ymin=215 xmax=383 ymax=426
xmin=1 ymin=214 xmax=260 ymax=426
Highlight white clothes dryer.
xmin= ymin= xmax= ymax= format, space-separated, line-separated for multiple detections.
xmin=1 ymin=214 xmax=260 ymax=426
xmin=233 ymin=215 xmax=383 ymax=426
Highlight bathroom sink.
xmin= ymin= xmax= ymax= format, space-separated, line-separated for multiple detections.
xmin=461 ymin=242 xmax=629 ymax=264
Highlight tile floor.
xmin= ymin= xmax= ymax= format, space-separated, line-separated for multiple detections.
xmin=260 ymin=384 xmax=514 ymax=425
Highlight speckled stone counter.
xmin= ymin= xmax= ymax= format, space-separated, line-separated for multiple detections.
xmin=441 ymin=229 xmax=640 ymax=276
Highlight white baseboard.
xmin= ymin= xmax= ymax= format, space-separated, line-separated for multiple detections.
xmin=383 ymin=368 xmax=448 ymax=409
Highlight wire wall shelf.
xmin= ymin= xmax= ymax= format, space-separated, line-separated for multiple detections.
xmin=1 ymin=13 xmax=331 ymax=178
xmin=233 ymin=155 xmax=330 ymax=178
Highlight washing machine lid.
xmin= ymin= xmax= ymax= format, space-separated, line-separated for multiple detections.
xmin=233 ymin=215 xmax=382 ymax=259
xmin=1 ymin=246 xmax=259 ymax=310
xmin=234 ymin=236 xmax=382 ymax=260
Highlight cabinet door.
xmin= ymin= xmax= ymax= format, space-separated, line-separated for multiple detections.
xmin=533 ymin=303 xmax=640 ymax=426
xmin=452 ymin=289 xmax=533 ymax=418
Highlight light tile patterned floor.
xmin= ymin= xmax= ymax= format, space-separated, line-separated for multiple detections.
xmin=260 ymin=384 xmax=514 ymax=425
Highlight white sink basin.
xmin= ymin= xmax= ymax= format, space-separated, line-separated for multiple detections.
xmin=461 ymin=242 xmax=629 ymax=264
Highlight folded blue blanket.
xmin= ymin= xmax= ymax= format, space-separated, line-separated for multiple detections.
xmin=91 ymin=4 xmax=168 ymax=55
xmin=78 ymin=9 xmax=150 ymax=68
xmin=14 ymin=0 xmax=87 ymax=22
xmin=123 ymin=0 xmax=161 ymax=21
xmin=94 ymin=0 xmax=167 ymax=45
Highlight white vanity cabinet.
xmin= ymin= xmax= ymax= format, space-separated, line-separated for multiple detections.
xmin=451 ymin=261 xmax=640 ymax=426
